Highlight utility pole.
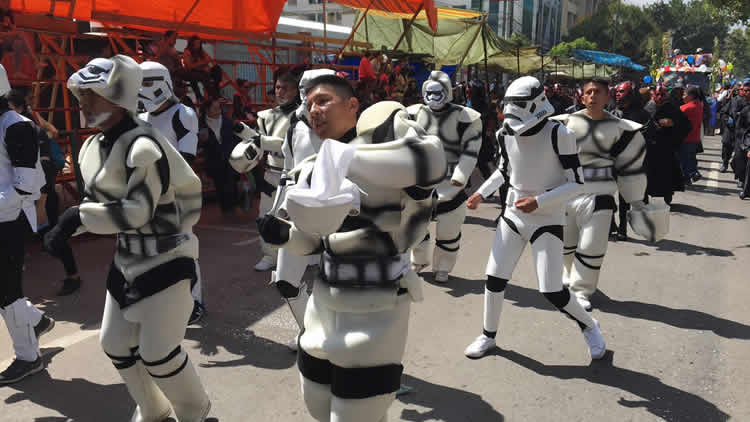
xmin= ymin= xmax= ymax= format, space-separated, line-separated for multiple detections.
xmin=612 ymin=0 xmax=621 ymax=53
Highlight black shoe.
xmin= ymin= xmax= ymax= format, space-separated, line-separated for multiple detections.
xmin=57 ymin=277 xmax=81 ymax=296
xmin=0 ymin=358 xmax=43 ymax=385
xmin=34 ymin=315 xmax=55 ymax=339
xmin=720 ymin=163 xmax=728 ymax=173
xmin=692 ymin=172 xmax=702 ymax=182
xmin=617 ymin=232 xmax=628 ymax=241
xmin=738 ymin=180 xmax=745 ymax=189
xmin=189 ymin=301 xmax=206 ymax=325
xmin=741 ymin=192 xmax=748 ymax=200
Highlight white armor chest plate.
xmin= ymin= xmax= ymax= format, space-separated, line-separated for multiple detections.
xmin=565 ymin=112 xmax=623 ymax=168
xmin=506 ymin=124 xmax=566 ymax=193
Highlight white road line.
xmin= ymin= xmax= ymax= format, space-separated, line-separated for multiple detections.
xmin=232 ymin=237 xmax=262 ymax=247
xmin=706 ymin=161 xmax=720 ymax=190
xmin=0 ymin=324 xmax=101 ymax=369
xmin=195 ymin=224 xmax=257 ymax=234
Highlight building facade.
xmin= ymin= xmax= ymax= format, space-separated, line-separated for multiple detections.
xmin=282 ymin=0 xmax=357 ymax=27
xmin=560 ymin=0 xmax=604 ymax=37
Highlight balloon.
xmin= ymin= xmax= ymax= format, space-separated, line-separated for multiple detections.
xmin=687 ymin=56 xmax=695 ymax=65
xmin=664 ymin=60 xmax=671 ymax=66
xmin=664 ymin=65 xmax=671 ymax=72
xmin=643 ymin=75 xmax=653 ymax=84
xmin=719 ymin=59 xmax=727 ymax=68
xmin=728 ymin=63 xmax=734 ymax=71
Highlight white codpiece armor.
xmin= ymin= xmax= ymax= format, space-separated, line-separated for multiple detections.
xmin=552 ymin=111 xmax=648 ymax=303
xmin=258 ymin=102 xmax=446 ymax=422
xmin=67 ymin=57 xmax=210 ymax=422
xmin=408 ymin=71 xmax=482 ymax=280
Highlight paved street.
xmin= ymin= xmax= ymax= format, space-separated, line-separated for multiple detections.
xmin=0 ymin=135 xmax=747 ymax=422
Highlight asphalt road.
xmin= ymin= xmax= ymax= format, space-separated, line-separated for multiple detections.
xmin=0 ymin=135 xmax=747 ymax=422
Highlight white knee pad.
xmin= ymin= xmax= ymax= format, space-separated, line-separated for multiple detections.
xmin=0 ymin=298 xmax=42 ymax=361
xmin=410 ymin=233 xmax=433 ymax=268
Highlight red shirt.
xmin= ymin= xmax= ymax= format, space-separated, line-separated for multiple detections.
xmin=680 ymin=100 xmax=703 ymax=143
xmin=358 ymin=57 xmax=375 ymax=82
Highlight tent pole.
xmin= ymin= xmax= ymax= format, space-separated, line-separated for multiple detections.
xmin=517 ymin=46 xmax=520 ymax=77
xmin=394 ymin=4 xmax=423 ymax=52
xmin=541 ymin=52 xmax=544 ymax=81
xmin=457 ymin=13 xmax=487 ymax=77
xmin=482 ymin=24 xmax=489 ymax=88
xmin=323 ymin=0 xmax=328 ymax=62
xmin=336 ymin=0 xmax=374 ymax=60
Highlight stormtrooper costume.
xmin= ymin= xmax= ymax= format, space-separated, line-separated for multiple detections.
xmin=252 ymin=77 xmax=301 ymax=272
xmin=137 ymin=61 xmax=206 ymax=315
xmin=256 ymin=101 xmax=446 ymax=422
xmin=0 ymin=64 xmax=50 ymax=384
xmin=552 ymin=109 xmax=648 ymax=310
xmin=463 ymin=77 xmax=605 ymax=360
xmin=47 ymin=56 xmax=210 ymax=421
xmin=408 ymin=71 xmax=482 ymax=282
xmin=230 ymin=69 xmax=334 ymax=341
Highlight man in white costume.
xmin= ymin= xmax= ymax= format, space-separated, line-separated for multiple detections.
xmin=462 ymin=76 xmax=606 ymax=360
xmin=231 ymin=69 xmax=335 ymax=350
xmin=408 ymin=71 xmax=482 ymax=282
xmin=255 ymin=75 xmax=445 ymax=422
xmin=0 ymin=64 xmax=55 ymax=385
xmin=45 ymin=55 xmax=211 ymax=422
xmin=253 ymin=71 xmax=300 ymax=272
xmin=552 ymin=77 xmax=649 ymax=311
xmin=137 ymin=61 xmax=207 ymax=325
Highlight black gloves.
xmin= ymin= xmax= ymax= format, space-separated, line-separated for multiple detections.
xmin=44 ymin=206 xmax=82 ymax=256
xmin=256 ymin=214 xmax=291 ymax=245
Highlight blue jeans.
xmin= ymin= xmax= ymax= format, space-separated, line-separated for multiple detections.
xmin=680 ymin=142 xmax=699 ymax=179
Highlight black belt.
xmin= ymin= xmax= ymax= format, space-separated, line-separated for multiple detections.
xmin=319 ymin=252 xmax=407 ymax=288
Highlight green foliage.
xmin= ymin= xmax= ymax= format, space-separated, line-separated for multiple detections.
xmin=706 ymin=0 xmax=750 ymax=24
xmin=724 ymin=28 xmax=750 ymax=79
xmin=565 ymin=2 xmax=658 ymax=66
xmin=547 ymin=37 xmax=598 ymax=58
xmin=507 ymin=33 xmax=532 ymax=48
xmin=646 ymin=0 xmax=733 ymax=55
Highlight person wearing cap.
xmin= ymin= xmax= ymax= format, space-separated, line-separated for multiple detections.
xmin=45 ymin=55 xmax=211 ymax=421
xmin=408 ymin=70 xmax=483 ymax=283
xmin=0 ymin=64 xmax=55 ymax=385
xmin=732 ymin=81 xmax=750 ymax=199
xmin=680 ymin=86 xmax=705 ymax=184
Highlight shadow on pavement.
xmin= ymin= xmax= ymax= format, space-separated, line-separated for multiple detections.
xmin=593 ymin=291 xmax=750 ymax=340
xmin=4 ymin=348 xmax=132 ymax=421
xmin=669 ymin=203 xmax=746 ymax=220
xmin=398 ymin=373 xmax=504 ymax=422
xmin=493 ymin=350 xmax=730 ymax=422
xmin=422 ymin=274 xmax=485 ymax=298
xmin=186 ymin=326 xmax=296 ymax=371
xmin=685 ymin=184 xmax=739 ymax=197
xmin=464 ymin=215 xmax=499 ymax=229
xmin=628 ymin=237 xmax=734 ymax=257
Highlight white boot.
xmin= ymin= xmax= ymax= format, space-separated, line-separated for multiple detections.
xmin=464 ymin=335 xmax=496 ymax=359
xmin=254 ymin=255 xmax=277 ymax=272
xmin=583 ymin=319 xmax=606 ymax=360
xmin=0 ymin=298 xmax=42 ymax=362
xmin=149 ymin=354 xmax=210 ymax=422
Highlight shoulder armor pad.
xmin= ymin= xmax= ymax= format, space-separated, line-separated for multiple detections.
xmin=126 ymin=136 xmax=163 ymax=168
xmin=406 ymin=104 xmax=425 ymax=117
xmin=618 ymin=118 xmax=644 ymax=132
xmin=257 ymin=108 xmax=274 ymax=120
xmin=458 ymin=106 xmax=482 ymax=123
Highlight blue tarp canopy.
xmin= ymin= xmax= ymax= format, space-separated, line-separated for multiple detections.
xmin=573 ymin=49 xmax=646 ymax=71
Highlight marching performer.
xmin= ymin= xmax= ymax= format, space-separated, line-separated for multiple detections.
xmin=231 ymin=69 xmax=335 ymax=350
xmin=137 ymin=61 xmax=207 ymax=325
xmin=0 ymin=64 xmax=54 ymax=384
xmin=462 ymin=76 xmax=605 ymax=360
xmin=408 ymin=71 xmax=482 ymax=282
xmin=256 ymin=75 xmax=445 ymax=422
xmin=253 ymin=71 xmax=300 ymax=272
xmin=45 ymin=55 xmax=211 ymax=421
xmin=552 ymin=78 xmax=652 ymax=311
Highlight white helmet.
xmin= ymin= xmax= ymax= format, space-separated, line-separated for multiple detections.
xmin=627 ymin=201 xmax=670 ymax=242
xmin=138 ymin=61 xmax=174 ymax=112
xmin=0 ymin=65 xmax=10 ymax=98
xmin=296 ymin=68 xmax=336 ymax=118
xmin=422 ymin=71 xmax=452 ymax=110
xmin=501 ymin=76 xmax=555 ymax=136
xmin=68 ymin=55 xmax=142 ymax=113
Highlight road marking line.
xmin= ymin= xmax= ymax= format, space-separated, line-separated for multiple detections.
xmin=196 ymin=224 xmax=257 ymax=234
xmin=233 ymin=236 xmax=261 ymax=247
xmin=706 ymin=161 xmax=720 ymax=190
xmin=0 ymin=324 xmax=101 ymax=369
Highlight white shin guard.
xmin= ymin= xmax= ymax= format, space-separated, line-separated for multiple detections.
xmin=0 ymin=298 xmax=42 ymax=361
xmin=432 ymin=205 xmax=466 ymax=274
xmin=144 ymin=347 xmax=210 ymax=422
xmin=115 ymin=361 xmax=171 ymax=422
xmin=272 ymin=270 xmax=310 ymax=329
xmin=191 ymin=260 xmax=203 ymax=304
xmin=483 ymin=287 xmax=505 ymax=336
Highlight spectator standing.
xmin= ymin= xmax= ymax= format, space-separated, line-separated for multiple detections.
xmin=232 ymin=79 xmax=257 ymax=127
xmin=7 ymin=89 xmax=80 ymax=295
xmin=182 ymin=35 xmax=222 ymax=100
xmin=199 ymin=96 xmax=241 ymax=216
xmin=680 ymin=86 xmax=704 ymax=184
xmin=153 ymin=30 xmax=182 ymax=76
xmin=732 ymin=81 xmax=750 ymax=199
